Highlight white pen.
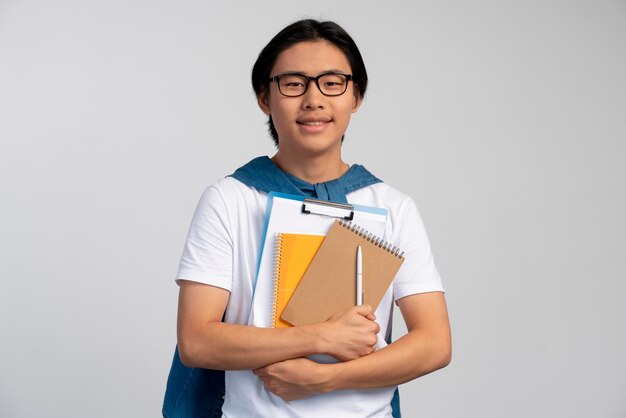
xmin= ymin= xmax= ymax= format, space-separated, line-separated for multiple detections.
xmin=356 ymin=245 xmax=363 ymax=305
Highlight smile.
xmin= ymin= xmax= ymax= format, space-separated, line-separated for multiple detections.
xmin=296 ymin=118 xmax=331 ymax=133
xmin=297 ymin=121 xmax=328 ymax=126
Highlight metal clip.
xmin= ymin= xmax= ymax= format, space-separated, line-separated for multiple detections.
xmin=301 ymin=198 xmax=354 ymax=220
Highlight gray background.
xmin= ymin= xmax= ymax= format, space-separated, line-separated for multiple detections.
xmin=1 ymin=0 xmax=624 ymax=417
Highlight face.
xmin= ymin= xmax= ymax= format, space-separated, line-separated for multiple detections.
xmin=258 ymin=40 xmax=361 ymax=157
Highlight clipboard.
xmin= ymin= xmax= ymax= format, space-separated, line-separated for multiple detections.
xmin=248 ymin=192 xmax=388 ymax=328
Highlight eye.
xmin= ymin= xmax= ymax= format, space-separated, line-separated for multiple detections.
xmin=320 ymin=74 xmax=347 ymax=91
xmin=279 ymin=75 xmax=307 ymax=89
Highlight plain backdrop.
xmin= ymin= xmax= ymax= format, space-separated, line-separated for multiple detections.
xmin=1 ymin=1 xmax=625 ymax=417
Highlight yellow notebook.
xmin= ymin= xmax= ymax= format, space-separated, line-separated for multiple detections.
xmin=272 ymin=233 xmax=325 ymax=328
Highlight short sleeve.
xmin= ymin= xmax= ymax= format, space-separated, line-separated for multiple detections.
xmin=392 ymin=197 xmax=444 ymax=301
xmin=176 ymin=186 xmax=234 ymax=291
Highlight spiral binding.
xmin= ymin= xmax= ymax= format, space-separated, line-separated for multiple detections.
xmin=338 ymin=220 xmax=405 ymax=259
xmin=271 ymin=233 xmax=284 ymax=328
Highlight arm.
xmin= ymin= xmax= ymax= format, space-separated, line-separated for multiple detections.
xmin=176 ymin=280 xmax=381 ymax=370
xmin=254 ymin=291 xmax=451 ymax=400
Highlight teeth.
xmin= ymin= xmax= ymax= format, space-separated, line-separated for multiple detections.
xmin=300 ymin=121 xmax=326 ymax=126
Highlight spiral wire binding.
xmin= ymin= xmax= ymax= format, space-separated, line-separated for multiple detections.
xmin=271 ymin=233 xmax=284 ymax=328
xmin=338 ymin=220 xmax=405 ymax=258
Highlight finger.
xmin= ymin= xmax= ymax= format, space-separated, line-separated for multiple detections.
xmin=372 ymin=322 xmax=381 ymax=334
xmin=253 ymin=367 xmax=268 ymax=376
xmin=355 ymin=304 xmax=372 ymax=316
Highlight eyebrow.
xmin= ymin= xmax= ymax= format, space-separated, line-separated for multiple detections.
xmin=273 ymin=69 xmax=348 ymax=77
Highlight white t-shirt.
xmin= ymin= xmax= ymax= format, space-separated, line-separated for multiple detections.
xmin=177 ymin=176 xmax=444 ymax=418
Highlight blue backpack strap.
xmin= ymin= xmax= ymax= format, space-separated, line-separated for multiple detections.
xmin=162 ymin=346 xmax=224 ymax=418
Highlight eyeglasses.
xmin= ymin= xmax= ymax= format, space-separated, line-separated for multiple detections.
xmin=269 ymin=72 xmax=353 ymax=97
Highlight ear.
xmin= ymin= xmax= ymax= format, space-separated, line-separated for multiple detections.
xmin=257 ymin=86 xmax=271 ymax=115
xmin=351 ymin=85 xmax=362 ymax=113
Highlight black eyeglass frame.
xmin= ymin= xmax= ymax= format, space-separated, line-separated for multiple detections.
xmin=268 ymin=72 xmax=353 ymax=97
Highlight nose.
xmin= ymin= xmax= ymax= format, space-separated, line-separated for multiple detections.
xmin=301 ymin=79 xmax=325 ymax=109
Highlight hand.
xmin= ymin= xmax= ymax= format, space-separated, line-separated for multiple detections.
xmin=254 ymin=357 xmax=332 ymax=401
xmin=310 ymin=305 xmax=380 ymax=361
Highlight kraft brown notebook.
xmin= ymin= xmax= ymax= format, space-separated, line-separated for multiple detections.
xmin=281 ymin=220 xmax=405 ymax=327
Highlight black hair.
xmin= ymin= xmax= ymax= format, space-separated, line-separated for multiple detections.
xmin=251 ymin=19 xmax=368 ymax=147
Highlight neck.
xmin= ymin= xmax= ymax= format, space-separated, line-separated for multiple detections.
xmin=271 ymin=151 xmax=349 ymax=184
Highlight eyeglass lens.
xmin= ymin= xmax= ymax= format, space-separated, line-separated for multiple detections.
xmin=278 ymin=73 xmax=348 ymax=97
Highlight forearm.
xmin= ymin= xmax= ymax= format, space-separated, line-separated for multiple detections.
xmin=325 ymin=327 xmax=451 ymax=391
xmin=177 ymin=281 xmax=381 ymax=372
xmin=178 ymin=321 xmax=325 ymax=370
xmin=254 ymin=293 xmax=451 ymax=400
xmin=325 ymin=293 xmax=452 ymax=391
xmin=177 ymin=281 xmax=330 ymax=370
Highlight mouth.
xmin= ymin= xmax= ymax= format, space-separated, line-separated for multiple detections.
xmin=297 ymin=121 xmax=328 ymax=126
xmin=296 ymin=118 xmax=331 ymax=133
xmin=296 ymin=117 xmax=332 ymax=126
